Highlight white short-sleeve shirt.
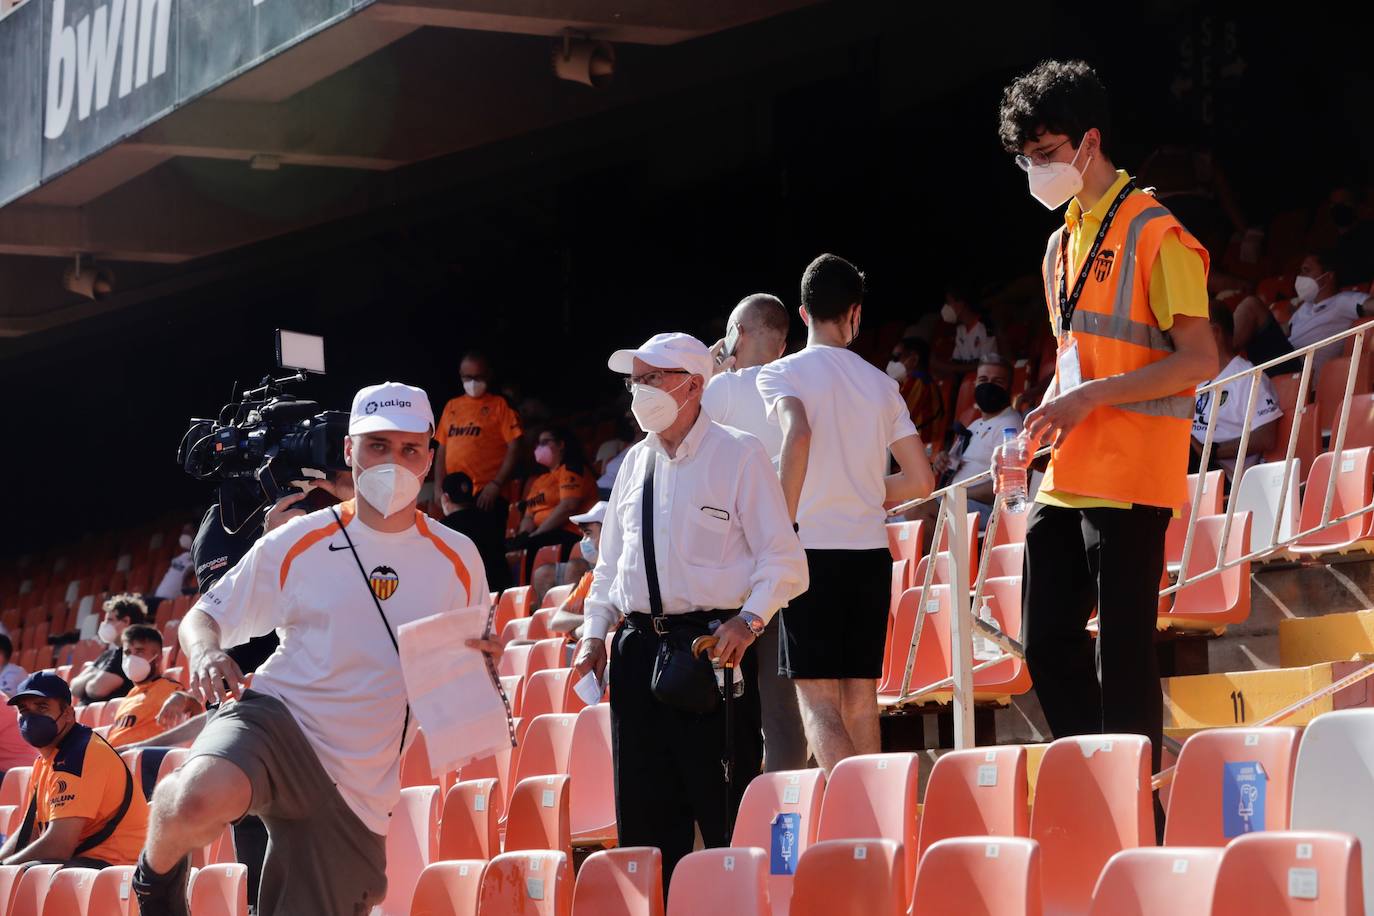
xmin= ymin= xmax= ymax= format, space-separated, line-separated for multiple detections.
xmin=703 ymin=365 xmax=784 ymax=464
xmin=953 ymin=321 xmax=998 ymax=362
xmin=1193 ymin=355 xmax=1282 ymax=477
xmin=950 ymin=408 xmax=1024 ymax=486
xmin=1288 ymin=291 xmax=1369 ymax=377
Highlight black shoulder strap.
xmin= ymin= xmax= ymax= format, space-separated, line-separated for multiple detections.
xmin=641 ymin=456 xmax=663 ymax=618
xmin=17 ymin=733 xmax=134 ymax=854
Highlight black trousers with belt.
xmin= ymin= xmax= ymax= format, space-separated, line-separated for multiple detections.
xmin=609 ymin=610 xmax=763 ymax=887
xmin=1021 ymin=502 xmax=1172 ymax=772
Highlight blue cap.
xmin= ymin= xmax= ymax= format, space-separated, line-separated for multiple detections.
xmin=1002 ymin=427 xmax=1018 ymax=438
xmin=6 ymin=671 xmax=72 ymax=706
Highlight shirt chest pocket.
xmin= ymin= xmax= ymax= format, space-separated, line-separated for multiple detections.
xmin=683 ymin=505 xmax=732 ymax=566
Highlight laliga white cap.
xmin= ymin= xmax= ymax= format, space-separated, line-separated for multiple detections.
xmin=608 ymin=332 xmax=713 ymax=383
xmin=570 ymin=501 xmax=608 ymax=526
xmin=349 ymin=381 xmax=435 ymax=436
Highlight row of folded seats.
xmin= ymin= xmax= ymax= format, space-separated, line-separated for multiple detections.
xmin=387 ymin=706 xmax=1374 ymax=915
xmin=0 ymin=862 xmax=247 ymax=916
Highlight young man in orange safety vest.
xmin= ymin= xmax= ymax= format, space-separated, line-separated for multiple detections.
xmin=996 ymin=60 xmax=1218 ymax=773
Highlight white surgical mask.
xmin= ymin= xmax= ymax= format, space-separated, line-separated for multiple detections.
xmin=630 ymin=379 xmax=689 ymax=434
xmin=463 ymin=380 xmax=487 ymax=398
xmin=98 ymin=620 xmax=119 ymax=645
xmin=885 ymin=360 xmax=908 ymax=382
xmin=941 ymin=304 xmax=959 ymax=324
xmin=355 ymin=463 xmax=422 ymax=518
xmin=579 ymin=536 xmax=598 ymax=565
xmin=122 ymin=653 xmax=152 ymax=683
xmin=1294 ymin=275 xmax=1323 ymax=304
xmin=1026 ymin=137 xmax=1092 ymax=210
xmin=178 ymin=533 xmax=193 ymax=551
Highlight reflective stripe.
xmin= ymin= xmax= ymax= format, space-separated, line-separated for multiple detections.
xmin=1043 ymin=233 xmax=1061 ymax=311
xmin=1111 ymin=206 xmax=1171 ymax=320
xmin=1119 ymin=394 xmax=1194 ymax=420
xmin=1071 ymin=309 xmax=1175 ymax=353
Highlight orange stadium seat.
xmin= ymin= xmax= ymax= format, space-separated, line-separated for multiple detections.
xmin=505 ymin=774 xmax=571 ymax=859
xmin=7 ymin=864 xmax=62 ymax=916
xmin=1264 ymin=403 xmax=1321 ymax=480
xmin=1164 ymin=727 xmax=1300 ymax=846
xmin=499 ymin=644 xmax=534 ymax=679
xmin=917 ymin=745 xmax=1029 ymax=864
xmin=910 ymin=837 xmax=1041 ymax=916
xmin=39 ymin=867 xmax=99 ymax=916
xmin=511 ymin=714 xmax=578 ymax=785
xmin=520 ymin=669 xmax=576 ymax=722
xmin=525 ymin=608 xmax=561 ymax=642
xmin=982 ymin=544 xmax=1024 ymax=580
xmin=666 ymin=849 xmax=769 ymax=916
xmin=540 ymin=584 xmax=574 ymax=610
xmin=1336 ymin=392 xmax=1374 ymax=450
xmin=0 ymin=766 xmax=32 ymax=807
xmin=500 ymin=675 xmax=524 ymax=717
xmin=187 ymin=863 xmax=249 ymax=916
xmin=1212 ymin=831 xmax=1365 ymax=915
xmin=411 ymin=860 xmax=485 ymax=916
xmin=571 ymin=848 xmax=662 ymax=916
xmin=1291 ymin=448 xmax=1374 ymax=554
xmin=988 ymin=508 xmax=1029 ymax=549
xmin=1089 ymin=846 xmax=1222 ymax=915
xmin=401 ymin=729 xmax=439 ymax=789
xmin=458 ymin=747 xmax=514 ymax=812
xmin=569 ymin=703 xmax=616 ymax=848
xmin=1166 ymin=471 xmax=1224 ymax=569
xmin=886 ymin=522 xmax=925 ymax=583
xmin=381 ymin=785 xmax=441 ymax=915
xmin=1318 ymin=356 xmax=1373 ymax=436
xmin=524 ymin=638 xmax=568 ymax=679
xmin=501 ymin=618 xmax=534 ymax=645
xmin=1162 ymin=512 xmax=1253 ymax=629
xmin=478 ymin=851 xmax=573 ymax=916
xmin=877 ymin=585 xmax=950 ymax=704
xmin=817 ymin=753 xmax=921 ymax=895
xmin=790 ymin=838 xmax=906 ymax=916
xmin=440 ymin=779 xmax=502 ymax=861
xmin=730 ymin=768 xmax=826 ymax=916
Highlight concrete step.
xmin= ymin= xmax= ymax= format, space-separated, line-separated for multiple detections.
xmin=1279 ymin=607 xmax=1374 ymax=667
xmin=1163 ymin=659 xmax=1374 ymax=740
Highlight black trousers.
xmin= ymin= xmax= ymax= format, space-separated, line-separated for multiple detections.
xmin=1021 ymin=502 xmax=1171 ymax=771
xmin=609 ymin=612 xmax=762 ymax=888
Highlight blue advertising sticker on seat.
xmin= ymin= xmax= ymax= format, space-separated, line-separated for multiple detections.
xmin=771 ymin=812 xmax=800 ymax=875
xmin=1222 ymin=760 xmax=1266 ymax=838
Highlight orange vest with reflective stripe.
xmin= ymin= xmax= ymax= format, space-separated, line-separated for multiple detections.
xmin=1039 ymin=190 xmax=1210 ymax=508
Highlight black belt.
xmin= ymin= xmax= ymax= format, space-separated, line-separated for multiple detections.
xmin=626 ymin=608 xmax=739 ymax=636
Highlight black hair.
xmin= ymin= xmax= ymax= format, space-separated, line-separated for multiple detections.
xmin=800 ymin=254 xmax=866 ymax=322
xmin=121 ymin=624 xmax=163 ymax=647
xmin=443 ymin=472 xmax=475 ymax=505
xmin=1208 ymin=301 xmax=1235 ymax=341
xmin=103 ymin=593 xmax=148 ymax=624
xmin=541 ymin=426 xmax=588 ymax=476
xmin=896 ymin=336 xmax=931 ymax=370
xmin=460 ymin=351 xmax=491 ymax=375
xmin=0 ymin=633 xmax=10 ymax=662
xmin=1312 ymin=249 xmax=1342 ymax=286
xmin=998 ymin=59 xmax=1112 ymax=157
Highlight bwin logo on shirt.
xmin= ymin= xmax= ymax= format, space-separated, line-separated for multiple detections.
xmin=369 ymin=566 xmax=400 ymax=601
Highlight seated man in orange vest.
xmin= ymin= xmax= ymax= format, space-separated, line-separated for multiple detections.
xmin=997 ymin=60 xmax=1217 ymax=778
xmin=0 ymin=672 xmax=150 ymax=868
xmin=108 ymin=626 xmax=202 ymax=748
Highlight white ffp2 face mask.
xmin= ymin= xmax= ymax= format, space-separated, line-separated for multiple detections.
xmin=1027 ymin=137 xmax=1092 ymax=210
xmin=886 ymin=360 xmax=908 ymax=382
xmin=463 ymin=380 xmax=487 ymax=398
xmin=1294 ymin=275 xmax=1323 ymax=304
xmin=122 ymin=653 xmax=152 ymax=683
xmin=355 ymin=463 xmax=423 ymax=518
xmin=630 ymin=379 xmax=689 ymax=434
xmin=98 ymin=620 xmax=119 ymax=645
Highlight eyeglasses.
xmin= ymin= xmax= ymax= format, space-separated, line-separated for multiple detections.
xmin=624 ymin=369 xmax=689 ymax=392
xmin=460 ymin=374 xmax=487 ymax=383
xmin=1014 ymin=137 xmax=1072 ymax=173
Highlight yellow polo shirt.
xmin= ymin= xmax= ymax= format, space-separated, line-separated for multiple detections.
xmin=1037 ymin=170 xmax=1210 ymax=510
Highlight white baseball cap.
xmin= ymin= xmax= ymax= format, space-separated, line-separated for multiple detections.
xmin=349 ymin=381 xmax=435 ymax=436
xmin=608 ymin=332 xmax=713 ymax=382
xmin=570 ymin=501 xmax=608 ymax=526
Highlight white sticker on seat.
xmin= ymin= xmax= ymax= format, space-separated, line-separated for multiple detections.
xmin=1245 ymin=734 xmax=1260 ymax=746
xmin=876 ymin=760 xmax=889 ymax=770
xmin=1297 ymin=843 xmax=1314 ymax=860
xmin=977 ymin=765 xmax=998 ymax=787
xmin=1288 ymin=867 xmax=1318 ymax=900
xmin=628 ymin=862 xmax=638 ymax=874
xmin=1343 ymin=457 xmax=1356 ymax=473
xmin=526 ymin=878 xmax=545 ymax=900
xmin=724 ymin=856 xmax=735 ymax=872
xmin=984 ymin=750 xmax=997 ymax=762
xmin=985 ymin=844 xmax=1000 ymax=858
xmin=899 ymin=527 xmax=911 ymax=541
xmin=474 ymin=795 xmax=487 ymax=812
xmin=1172 ymin=859 xmax=1189 ymax=874
xmin=783 ymin=786 xmax=801 ymax=805
xmin=1079 ymin=738 xmax=1114 ymax=757
xmin=926 ymin=600 xmax=940 ymax=613
xmin=542 ymin=789 xmax=556 ymax=808
xmin=530 ymin=857 xmax=543 ymax=871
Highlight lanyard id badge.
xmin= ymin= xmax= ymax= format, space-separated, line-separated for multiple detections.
xmin=1056 ymin=338 xmax=1083 ymax=393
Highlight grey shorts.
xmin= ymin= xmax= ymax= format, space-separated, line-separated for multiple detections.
xmin=186 ymin=691 xmax=387 ymax=916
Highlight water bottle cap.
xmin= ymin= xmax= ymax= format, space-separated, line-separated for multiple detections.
xmin=1002 ymin=427 xmax=1018 ymax=439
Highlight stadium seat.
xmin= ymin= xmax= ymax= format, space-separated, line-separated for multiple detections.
xmin=571 ymin=848 xmax=662 ymax=916
xmin=988 ymin=508 xmax=1029 ymax=549
xmin=39 ymin=867 xmax=98 ymax=916
xmin=1291 ymin=709 xmax=1374 ymax=910
xmin=501 ymin=618 xmax=534 ymax=645
xmin=0 ymin=766 xmax=31 ymax=807
xmin=886 ymin=522 xmax=925 ymax=581
xmin=524 ymin=638 xmax=568 ymax=678
xmin=7 ymin=864 xmax=62 ymax=916
xmin=665 ymin=848 xmax=769 ymax=916
xmin=910 ymin=837 xmax=1041 ymax=916
xmin=495 ymin=587 xmax=536 ymax=636
xmin=88 ymin=864 xmax=136 ymax=914
xmin=459 ymin=747 xmax=514 ymax=811
xmin=983 ymin=544 xmax=1024 ymax=580
xmin=526 ymin=608 xmax=561 ymax=642
xmin=569 ymin=703 xmax=616 ymax=847
xmin=730 ymin=768 xmax=826 ymax=916
xmin=0 ymin=804 xmax=17 ymax=837
xmin=187 ymin=863 xmax=248 ymax=916
xmin=817 ymin=753 xmax=921 ymax=893
xmin=0 ymin=864 xmax=22 ymax=912
xmin=156 ymin=748 xmax=191 ymax=784
xmin=790 ymin=838 xmax=905 ymax=916
xmin=1234 ymin=460 xmax=1302 ymax=554
xmin=1030 ymin=735 xmax=1153 ymax=916
xmin=478 ymin=851 xmax=572 ymax=916
xmin=917 ymin=745 xmax=1028 ymax=863
xmin=411 ymin=860 xmax=485 ymax=916
xmin=1163 ymin=512 xmax=1253 ymax=629
xmin=380 ymin=785 xmax=441 ymax=916
xmin=1317 ymin=355 xmax=1372 ymax=437
xmin=1290 ymin=448 xmax=1374 ymax=554
xmin=77 ymin=701 xmax=105 ymax=726
xmin=521 ymin=669 xmax=578 ymax=722
xmin=505 ymin=774 xmax=571 ymax=859
xmin=1334 ymin=392 xmax=1374 ymax=450
xmin=876 ymin=585 xmax=950 ymax=704
xmin=401 ymin=729 xmax=440 ymax=789
xmin=1266 ymin=403 xmax=1321 ymax=482
xmin=440 ymin=779 xmax=502 ymax=861
xmin=1166 ymin=471 xmax=1224 ymax=570
xmin=499 ymin=644 xmax=535 ymax=679
xmin=99 ymin=699 xmax=121 ymax=727
xmin=1164 ymin=726 xmax=1300 ymax=846
xmin=1212 ymin=831 xmax=1365 ymax=915
xmin=972 ymin=576 xmax=1033 ymax=697
xmin=913 ymin=551 xmax=957 ymax=588
xmin=1088 ymin=847 xmax=1222 ymax=916
xmin=541 ymin=584 xmax=574 ymax=610
xmin=500 ymin=675 xmax=525 ymax=717
xmin=879 ymin=562 xmax=909 ymax=682
xmin=512 ymin=713 xmax=578 ymax=784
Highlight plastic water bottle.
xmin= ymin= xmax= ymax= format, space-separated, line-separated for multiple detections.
xmin=996 ymin=428 xmax=1029 ymax=513
xmin=973 ymin=600 xmax=999 ymax=662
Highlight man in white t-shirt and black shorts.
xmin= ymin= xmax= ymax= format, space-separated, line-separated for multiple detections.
xmin=757 ymin=254 xmax=935 ymax=771
xmin=133 ymin=382 xmax=497 ymax=916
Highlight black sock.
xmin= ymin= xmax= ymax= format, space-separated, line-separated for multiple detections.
xmin=135 ymin=851 xmax=187 ymax=885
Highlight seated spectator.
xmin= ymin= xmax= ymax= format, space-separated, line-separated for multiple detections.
xmin=596 ymin=413 xmax=642 ymax=498
xmin=106 ymin=625 xmax=202 ymax=749
xmin=1233 ymin=249 xmax=1370 ymax=377
xmin=0 ymin=690 xmax=35 ymax=771
xmin=151 ymin=527 xmax=196 ymax=609
xmin=932 ymin=280 xmax=999 ymax=379
xmin=912 ymin=355 xmax=1022 ymax=530
xmin=887 ymin=336 xmax=944 ymax=440
xmin=0 ymin=673 xmax=150 ymax=868
xmin=0 ymin=634 xmax=26 ymax=696
xmin=70 ymin=594 xmax=146 ymax=705
xmin=1192 ymin=302 xmax=1281 ymax=479
xmin=546 ymin=501 xmax=606 ymax=637
xmin=440 ymin=472 xmax=510 ymax=596
xmin=511 ymin=426 xmax=598 ymax=592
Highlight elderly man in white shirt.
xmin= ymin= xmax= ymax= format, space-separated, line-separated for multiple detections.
xmin=573 ymin=332 xmax=807 ymax=888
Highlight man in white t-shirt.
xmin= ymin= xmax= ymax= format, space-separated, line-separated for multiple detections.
xmin=757 ymin=254 xmax=935 ymax=772
xmin=134 ymin=382 xmax=498 ymax=916
xmin=1193 ymin=302 xmax=1282 ymax=478
xmin=705 ymin=293 xmax=807 ymax=773
xmin=1234 ymin=250 xmax=1369 ymax=378
xmin=934 ymin=280 xmax=998 ymax=379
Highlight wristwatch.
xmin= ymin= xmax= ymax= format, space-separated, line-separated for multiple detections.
xmin=739 ymin=612 xmax=766 ymax=637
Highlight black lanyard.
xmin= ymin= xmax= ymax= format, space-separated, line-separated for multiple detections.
xmin=1057 ymin=181 xmax=1135 ymax=338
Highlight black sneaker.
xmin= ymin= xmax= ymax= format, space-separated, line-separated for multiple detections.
xmin=132 ymin=853 xmax=190 ymax=916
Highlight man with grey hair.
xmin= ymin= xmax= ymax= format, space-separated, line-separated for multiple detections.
xmin=927 ymin=354 xmax=1023 ymax=524
xmin=705 ymin=294 xmax=806 ymax=771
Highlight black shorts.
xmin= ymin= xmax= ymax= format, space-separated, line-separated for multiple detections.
xmin=779 ymin=547 xmax=892 ymax=679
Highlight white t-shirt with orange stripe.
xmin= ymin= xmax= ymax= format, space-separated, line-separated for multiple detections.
xmin=194 ymin=499 xmax=487 ymax=834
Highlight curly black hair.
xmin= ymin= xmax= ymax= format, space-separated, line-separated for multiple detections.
xmin=998 ymin=59 xmax=1111 ymax=157
xmin=800 ymin=253 xmax=866 ymax=322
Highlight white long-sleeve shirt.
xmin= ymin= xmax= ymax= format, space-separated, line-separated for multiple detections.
xmin=584 ymin=410 xmax=808 ymax=641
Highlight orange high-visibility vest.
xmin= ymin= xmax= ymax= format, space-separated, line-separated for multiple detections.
xmin=1039 ymin=189 xmax=1210 ymax=508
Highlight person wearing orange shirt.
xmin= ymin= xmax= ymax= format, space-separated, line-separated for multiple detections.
xmin=512 ymin=426 xmax=597 ymax=592
xmin=435 ymin=351 xmax=523 ymax=589
xmin=107 ymin=626 xmax=202 ymax=749
xmin=0 ymin=673 xmax=150 ymax=869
